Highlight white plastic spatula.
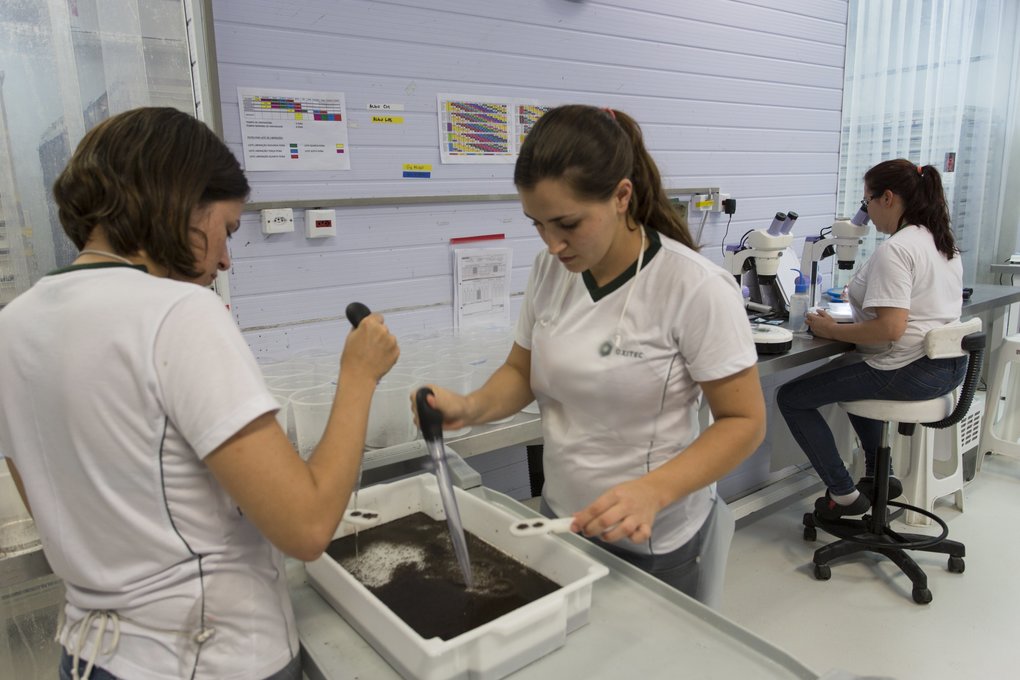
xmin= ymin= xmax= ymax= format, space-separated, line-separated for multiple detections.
xmin=509 ymin=517 xmax=576 ymax=537
xmin=343 ymin=508 xmax=382 ymax=528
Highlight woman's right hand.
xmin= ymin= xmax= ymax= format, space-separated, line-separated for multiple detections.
xmin=340 ymin=313 xmax=399 ymax=382
xmin=411 ymin=385 xmax=473 ymax=431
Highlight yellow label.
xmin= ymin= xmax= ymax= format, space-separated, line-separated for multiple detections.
xmin=371 ymin=115 xmax=404 ymax=124
xmin=402 ymin=163 xmax=433 ymax=172
xmin=695 ymin=200 xmax=714 ymax=209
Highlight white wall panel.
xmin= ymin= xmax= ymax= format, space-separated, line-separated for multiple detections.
xmin=208 ymin=0 xmax=848 ymax=353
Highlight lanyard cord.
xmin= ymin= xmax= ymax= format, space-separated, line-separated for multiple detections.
xmin=612 ymin=225 xmax=646 ymax=349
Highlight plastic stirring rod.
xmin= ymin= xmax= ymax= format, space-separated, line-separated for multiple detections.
xmin=345 ymin=301 xmax=372 ymax=556
xmin=416 ymin=387 xmax=474 ymax=588
xmin=509 ymin=517 xmax=576 ymax=537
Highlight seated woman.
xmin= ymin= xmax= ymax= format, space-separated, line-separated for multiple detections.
xmin=777 ymin=159 xmax=966 ymax=519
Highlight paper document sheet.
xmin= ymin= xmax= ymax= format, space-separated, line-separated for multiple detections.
xmin=453 ymin=247 xmax=512 ymax=329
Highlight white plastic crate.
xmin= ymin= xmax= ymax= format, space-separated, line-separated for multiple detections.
xmin=306 ymin=473 xmax=609 ymax=680
xmin=934 ymin=391 xmax=985 ymax=464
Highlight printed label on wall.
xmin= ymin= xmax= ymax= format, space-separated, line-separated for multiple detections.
xmin=371 ymin=115 xmax=405 ymax=124
xmin=368 ymin=103 xmax=405 ymax=111
xmin=402 ymin=163 xmax=432 ymax=178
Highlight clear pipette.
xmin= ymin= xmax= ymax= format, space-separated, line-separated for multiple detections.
xmin=416 ymin=387 xmax=474 ymax=588
xmin=345 ymin=302 xmax=372 ymax=556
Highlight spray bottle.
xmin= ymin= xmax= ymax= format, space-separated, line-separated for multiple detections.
xmin=788 ymin=269 xmax=810 ymax=332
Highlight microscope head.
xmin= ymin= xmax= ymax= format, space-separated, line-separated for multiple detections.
xmin=831 ymin=208 xmax=870 ymax=269
xmin=727 ymin=211 xmax=794 ymax=279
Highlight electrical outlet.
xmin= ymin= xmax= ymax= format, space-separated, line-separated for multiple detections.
xmin=712 ymin=193 xmax=731 ymax=212
xmin=261 ymin=208 xmax=294 ymax=234
xmin=690 ymin=194 xmax=713 ymax=212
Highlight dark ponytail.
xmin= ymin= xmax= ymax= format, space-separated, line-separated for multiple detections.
xmin=514 ymin=105 xmax=696 ymax=250
xmin=864 ymin=159 xmax=956 ymax=259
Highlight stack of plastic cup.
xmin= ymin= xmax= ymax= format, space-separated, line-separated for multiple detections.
xmin=258 ymin=359 xmax=314 ymax=381
xmin=293 ymin=348 xmax=340 ymax=384
xmin=365 ymin=372 xmax=419 ymax=448
xmin=289 ymin=384 xmax=337 ymax=460
xmin=266 ymin=375 xmax=331 ymax=448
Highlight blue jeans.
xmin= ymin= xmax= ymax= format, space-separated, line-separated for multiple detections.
xmin=59 ymin=649 xmax=302 ymax=680
xmin=776 ymin=354 xmax=966 ymax=496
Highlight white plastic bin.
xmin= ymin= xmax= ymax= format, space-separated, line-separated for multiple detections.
xmin=306 ymin=473 xmax=608 ymax=680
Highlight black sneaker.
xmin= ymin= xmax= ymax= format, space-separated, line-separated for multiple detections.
xmin=814 ymin=492 xmax=871 ymax=520
xmin=857 ymin=476 xmax=903 ymax=502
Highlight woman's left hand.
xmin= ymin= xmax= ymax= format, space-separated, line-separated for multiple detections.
xmin=805 ymin=308 xmax=838 ymax=339
xmin=572 ymin=478 xmax=663 ymax=544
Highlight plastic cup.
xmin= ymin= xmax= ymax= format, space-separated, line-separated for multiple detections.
xmin=274 ymin=395 xmax=290 ymax=437
xmin=259 ymin=360 xmax=314 ymax=380
xmin=366 ymin=372 xmax=419 ymax=449
xmin=290 ymin=384 xmax=337 ymax=460
xmin=266 ymin=374 xmax=329 ymax=399
xmin=310 ymin=355 xmax=340 ymax=384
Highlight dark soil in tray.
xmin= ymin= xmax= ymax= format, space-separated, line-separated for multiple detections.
xmin=326 ymin=512 xmax=559 ymax=640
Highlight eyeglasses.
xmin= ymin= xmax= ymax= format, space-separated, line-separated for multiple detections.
xmin=860 ymin=193 xmax=880 ymax=211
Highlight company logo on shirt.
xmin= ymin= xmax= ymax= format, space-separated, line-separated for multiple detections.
xmin=598 ymin=341 xmax=644 ymax=359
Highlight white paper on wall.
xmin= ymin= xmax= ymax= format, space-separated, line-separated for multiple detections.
xmin=238 ymin=87 xmax=350 ymax=171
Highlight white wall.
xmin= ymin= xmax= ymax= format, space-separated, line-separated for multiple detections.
xmin=209 ymin=0 xmax=849 ymax=355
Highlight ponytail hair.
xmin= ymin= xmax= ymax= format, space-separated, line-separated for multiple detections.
xmin=864 ymin=159 xmax=956 ymax=259
xmin=514 ymin=104 xmax=695 ymax=249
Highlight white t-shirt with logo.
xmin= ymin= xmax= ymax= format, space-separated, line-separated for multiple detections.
xmin=847 ymin=224 xmax=963 ymax=369
xmin=0 ymin=265 xmax=295 ymax=680
xmin=516 ymin=229 xmax=757 ymax=554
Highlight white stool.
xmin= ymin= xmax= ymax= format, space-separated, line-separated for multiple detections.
xmin=847 ymin=392 xmax=963 ymax=526
xmin=978 ymin=333 xmax=1020 ymax=471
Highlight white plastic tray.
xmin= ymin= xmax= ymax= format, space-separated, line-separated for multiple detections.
xmin=306 ymin=473 xmax=609 ymax=680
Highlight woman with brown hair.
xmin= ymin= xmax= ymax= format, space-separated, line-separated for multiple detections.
xmin=777 ymin=159 xmax=966 ymax=519
xmin=418 ymin=104 xmax=766 ymax=606
xmin=0 ymin=107 xmax=398 ymax=679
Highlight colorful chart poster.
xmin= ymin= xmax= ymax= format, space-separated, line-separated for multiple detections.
xmin=237 ymin=88 xmax=350 ymax=171
xmin=437 ymin=94 xmax=551 ymax=164
xmin=438 ymin=95 xmax=514 ymax=164
xmin=517 ymin=103 xmax=551 ymax=147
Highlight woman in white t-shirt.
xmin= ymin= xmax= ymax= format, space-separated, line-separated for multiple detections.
xmin=418 ymin=105 xmax=766 ymax=605
xmin=0 ymin=108 xmax=398 ymax=680
xmin=777 ymin=159 xmax=966 ymax=520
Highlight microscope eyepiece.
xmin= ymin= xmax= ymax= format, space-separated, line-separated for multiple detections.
xmin=766 ymin=212 xmax=788 ymax=236
xmin=780 ymin=211 xmax=799 ymax=235
xmin=851 ymin=207 xmax=869 ymax=226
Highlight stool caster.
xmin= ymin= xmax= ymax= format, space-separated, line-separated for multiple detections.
xmin=948 ymin=555 xmax=965 ymax=573
xmin=803 ymin=526 xmax=817 ymax=542
xmin=912 ymin=587 xmax=933 ymax=605
xmin=813 ymin=563 xmax=831 ymax=581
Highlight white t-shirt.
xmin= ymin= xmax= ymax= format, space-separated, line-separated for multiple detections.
xmin=0 ymin=264 xmax=295 ymax=680
xmin=516 ymin=229 xmax=757 ymax=554
xmin=847 ymin=225 xmax=963 ymax=369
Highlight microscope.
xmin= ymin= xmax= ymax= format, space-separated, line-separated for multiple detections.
xmin=725 ymin=211 xmax=798 ymax=318
xmin=798 ymin=207 xmax=870 ymax=308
